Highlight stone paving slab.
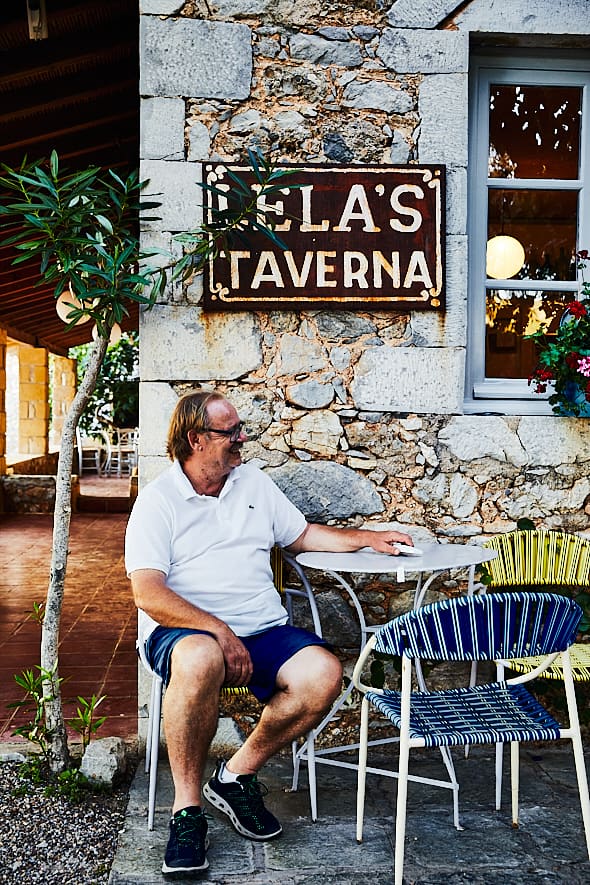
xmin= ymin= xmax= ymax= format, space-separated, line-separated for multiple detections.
xmin=109 ymin=746 xmax=590 ymax=884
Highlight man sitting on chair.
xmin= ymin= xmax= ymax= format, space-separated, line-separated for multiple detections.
xmin=125 ymin=390 xmax=412 ymax=878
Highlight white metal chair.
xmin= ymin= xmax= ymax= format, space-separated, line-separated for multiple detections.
xmin=352 ymin=592 xmax=590 ymax=885
xmin=75 ymin=426 xmax=111 ymax=475
xmin=138 ymin=548 xmax=323 ymax=830
xmin=108 ymin=427 xmax=138 ymax=476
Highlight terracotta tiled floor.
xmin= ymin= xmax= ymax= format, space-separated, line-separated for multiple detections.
xmin=0 ymin=482 xmax=137 ymax=744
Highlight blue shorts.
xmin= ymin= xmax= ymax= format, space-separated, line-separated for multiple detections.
xmin=144 ymin=623 xmax=330 ymax=703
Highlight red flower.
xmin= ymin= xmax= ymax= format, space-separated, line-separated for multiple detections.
xmin=568 ymin=301 xmax=587 ymax=318
xmin=577 ymin=249 xmax=589 ymax=261
xmin=565 ymin=351 xmax=582 ymax=369
xmin=535 ymin=367 xmax=554 ymax=381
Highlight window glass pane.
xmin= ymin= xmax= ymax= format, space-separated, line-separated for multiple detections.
xmin=488 ymin=85 xmax=581 ymax=179
xmin=487 ymin=189 xmax=577 ymax=281
xmin=485 ymin=289 xmax=576 ymax=379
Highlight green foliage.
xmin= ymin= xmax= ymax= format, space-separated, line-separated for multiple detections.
xmin=527 ymin=250 xmax=590 ymax=416
xmin=0 ymin=152 xmax=166 ymax=335
xmin=9 ymin=664 xmax=63 ymax=761
xmin=9 ymin=604 xmax=107 ymax=756
xmin=575 ymin=592 xmax=590 ymax=635
xmin=16 ymin=756 xmax=93 ymax=803
xmin=172 ymin=147 xmax=304 ymax=281
xmin=27 ymin=600 xmax=46 ymax=626
xmin=67 ymin=694 xmax=107 ymax=750
xmin=70 ymin=333 xmax=138 ymax=432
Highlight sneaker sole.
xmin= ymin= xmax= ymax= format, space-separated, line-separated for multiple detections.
xmin=161 ymin=837 xmax=210 ymax=876
xmin=203 ymin=783 xmax=282 ymax=841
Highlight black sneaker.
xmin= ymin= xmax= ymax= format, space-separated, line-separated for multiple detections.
xmin=203 ymin=762 xmax=282 ymax=841
xmin=162 ymin=806 xmax=209 ymax=877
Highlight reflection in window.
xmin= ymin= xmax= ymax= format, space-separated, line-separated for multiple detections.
xmin=485 ymin=289 xmax=576 ymax=379
xmin=485 ymin=82 xmax=583 ymax=381
xmin=487 ymin=189 xmax=577 ymax=281
xmin=488 ymin=85 xmax=581 ymax=180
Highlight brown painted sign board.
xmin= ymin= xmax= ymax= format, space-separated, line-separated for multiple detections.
xmin=203 ymin=163 xmax=445 ymax=311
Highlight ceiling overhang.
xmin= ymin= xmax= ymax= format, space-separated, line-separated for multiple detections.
xmin=0 ymin=0 xmax=140 ymax=355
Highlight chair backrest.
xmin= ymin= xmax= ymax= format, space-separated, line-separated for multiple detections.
xmin=483 ymin=530 xmax=590 ymax=588
xmin=374 ymin=592 xmax=582 ymax=662
xmin=114 ymin=427 xmax=139 ymax=447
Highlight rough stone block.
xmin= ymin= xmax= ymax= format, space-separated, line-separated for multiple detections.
xmin=139 ymin=305 xmax=263 ymax=381
xmin=140 ymin=17 xmax=252 ymax=100
xmin=517 ymin=416 xmax=590 ymax=466
xmin=454 ymin=0 xmax=588 ymax=34
xmin=140 ymin=98 xmax=185 ymax=161
xmin=410 ymin=235 xmax=467 ymax=347
xmin=377 ymin=29 xmax=468 ymax=74
xmin=80 ymin=737 xmax=127 ymax=788
xmin=386 ymin=0 xmax=465 ymax=28
xmin=138 ymin=456 xmax=169 ymax=490
xmin=140 ymin=0 xmax=183 ymax=12
xmin=351 ymin=346 xmax=465 ymax=414
xmin=139 ymin=160 xmax=202 ymax=232
xmin=138 ymin=383 xmax=178 ymax=457
xmin=342 ymin=79 xmax=413 ymax=113
xmin=267 ymin=460 xmax=383 ymax=521
xmin=210 ymin=717 xmax=245 ymax=756
xmin=289 ymin=33 xmax=362 ymax=67
xmin=438 ymin=416 xmax=528 ymax=466
xmin=445 ymin=165 xmax=467 ymax=235
xmin=418 ymin=74 xmax=468 ymax=166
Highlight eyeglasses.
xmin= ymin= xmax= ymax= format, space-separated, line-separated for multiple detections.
xmin=204 ymin=421 xmax=245 ymax=443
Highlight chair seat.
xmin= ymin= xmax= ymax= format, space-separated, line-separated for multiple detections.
xmin=506 ymin=643 xmax=590 ymax=681
xmin=365 ymin=681 xmax=563 ymax=748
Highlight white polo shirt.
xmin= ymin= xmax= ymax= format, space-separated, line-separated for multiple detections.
xmin=125 ymin=460 xmax=307 ymax=645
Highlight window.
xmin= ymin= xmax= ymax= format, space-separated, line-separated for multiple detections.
xmin=466 ymin=53 xmax=590 ymax=414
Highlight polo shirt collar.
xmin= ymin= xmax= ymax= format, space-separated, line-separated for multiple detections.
xmin=171 ymin=458 xmax=241 ymax=501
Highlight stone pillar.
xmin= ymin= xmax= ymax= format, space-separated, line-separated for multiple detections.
xmin=0 ymin=327 xmax=6 ymax=476
xmin=50 ymin=354 xmax=76 ymax=450
xmin=18 ymin=343 xmax=49 ymax=456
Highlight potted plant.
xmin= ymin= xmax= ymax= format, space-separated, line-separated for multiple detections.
xmin=527 ymin=249 xmax=590 ymax=417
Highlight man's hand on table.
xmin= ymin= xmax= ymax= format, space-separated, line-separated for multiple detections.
xmin=365 ymin=530 xmax=414 ymax=555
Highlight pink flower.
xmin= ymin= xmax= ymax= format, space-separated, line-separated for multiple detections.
xmin=578 ymin=356 xmax=590 ymax=378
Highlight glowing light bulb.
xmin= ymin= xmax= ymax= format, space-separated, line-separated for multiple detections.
xmin=486 ymin=235 xmax=526 ymax=280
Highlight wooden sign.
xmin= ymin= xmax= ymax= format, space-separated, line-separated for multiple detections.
xmin=203 ymin=163 xmax=445 ymax=311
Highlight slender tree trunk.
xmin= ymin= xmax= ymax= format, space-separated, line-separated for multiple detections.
xmin=41 ymin=334 xmax=109 ymax=773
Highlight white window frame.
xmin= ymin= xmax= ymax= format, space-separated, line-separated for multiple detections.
xmin=465 ymin=51 xmax=590 ymax=415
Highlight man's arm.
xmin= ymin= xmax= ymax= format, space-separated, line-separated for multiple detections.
xmin=131 ymin=569 xmax=253 ymax=687
xmin=286 ymin=523 xmax=414 ymax=556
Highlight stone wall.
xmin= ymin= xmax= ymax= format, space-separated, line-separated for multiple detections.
xmin=139 ymin=0 xmax=590 ymax=547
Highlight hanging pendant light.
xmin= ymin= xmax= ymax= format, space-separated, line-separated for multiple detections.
xmin=55 ymin=286 xmax=91 ymax=325
xmin=486 ymin=235 xmax=526 ymax=280
xmin=92 ymin=323 xmax=122 ymax=345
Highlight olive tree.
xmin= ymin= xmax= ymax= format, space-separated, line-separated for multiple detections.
xmin=0 ymin=149 xmax=296 ymax=771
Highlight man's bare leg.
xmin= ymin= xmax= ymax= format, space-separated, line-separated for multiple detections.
xmin=163 ymin=634 xmax=225 ymax=812
xmin=226 ymin=645 xmax=342 ymax=775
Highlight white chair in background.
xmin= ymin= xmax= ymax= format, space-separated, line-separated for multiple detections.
xmin=109 ymin=427 xmax=139 ymax=476
xmin=75 ymin=427 xmax=111 ymax=476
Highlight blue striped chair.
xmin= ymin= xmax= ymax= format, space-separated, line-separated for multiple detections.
xmin=352 ymin=592 xmax=590 ymax=885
